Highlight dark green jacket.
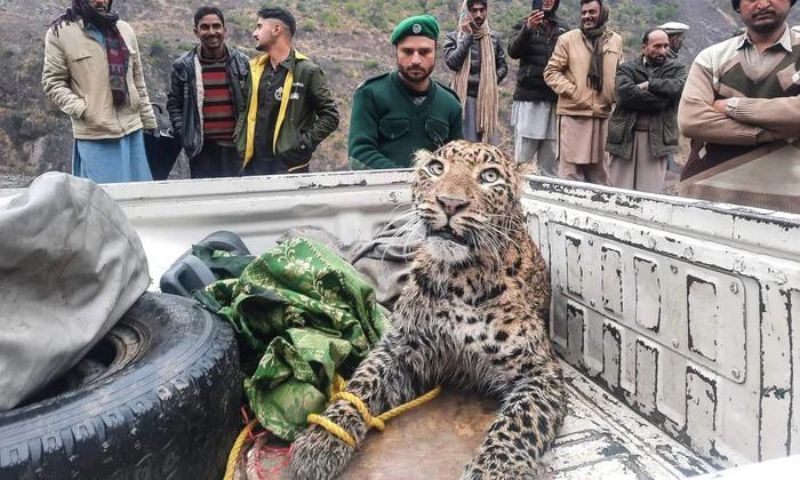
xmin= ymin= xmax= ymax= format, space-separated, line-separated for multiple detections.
xmin=348 ymin=72 xmax=463 ymax=169
xmin=235 ymin=50 xmax=339 ymax=172
xmin=606 ymin=58 xmax=687 ymax=160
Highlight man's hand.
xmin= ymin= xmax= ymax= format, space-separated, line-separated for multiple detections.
xmin=712 ymin=99 xmax=728 ymax=114
xmin=637 ymin=81 xmax=649 ymax=91
xmin=460 ymin=18 xmax=474 ymax=34
xmin=526 ymin=10 xmax=545 ymax=30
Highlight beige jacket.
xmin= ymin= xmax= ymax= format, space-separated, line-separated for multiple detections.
xmin=42 ymin=19 xmax=157 ymax=140
xmin=543 ymin=29 xmax=623 ymax=118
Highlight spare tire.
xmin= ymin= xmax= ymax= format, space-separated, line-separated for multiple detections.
xmin=0 ymin=293 xmax=241 ymax=479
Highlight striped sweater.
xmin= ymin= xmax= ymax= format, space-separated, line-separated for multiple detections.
xmin=678 ymin=25 xmax=800 ymax=179
xmin=200 ymin=51 xmax=236 ymax=146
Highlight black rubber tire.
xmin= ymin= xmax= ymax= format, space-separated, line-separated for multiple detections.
xmin=0 ymin=293 xmax=242 ymax=480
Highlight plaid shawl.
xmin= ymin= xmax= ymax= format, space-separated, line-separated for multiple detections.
xmin=51 ymin=0 xmax=129 ymax=107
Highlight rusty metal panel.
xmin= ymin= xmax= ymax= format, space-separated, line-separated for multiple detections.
xmin=635 ymin=340 xmax=659 ymax=416
xmin=686 ymin=366 xmax=719 ymax=459
xmin=602 ymin=322 xmax=623 ymax=391
xmin=565 ymin=233 xmax=585 ymax=298
xmin=658 ymin=348 xmax=688 ymax=432
xmin=759 ymin=285 xmax=793 ymax=461
xmin=549 ymin=227 xmax=570 ymax=353
xmin=601 ymin=246 xmax=624 ymax=315
xmin=566 ymin=301 xmax=586 ymax=368
xmin=582 ymin=307 xmax=605 ymax=377
xmin=687 ymin=276 xmax=719 ymax=361
xmin=792 ymin=290 xmax=800 ymax=456
xmin=634 ymin=257 xmax=662 ymax=332
xmin=551 ymin=289 xmax=569 ymax=353
xmin=523 ymin=177 xmax=800 ymax=470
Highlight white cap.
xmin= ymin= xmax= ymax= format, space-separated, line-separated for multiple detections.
xmin=658 ymin=22 xmax=690 ymax=34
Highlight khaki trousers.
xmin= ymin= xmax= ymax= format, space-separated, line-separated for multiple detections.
xmin=557 ymin=116 xmax=610 ymax=186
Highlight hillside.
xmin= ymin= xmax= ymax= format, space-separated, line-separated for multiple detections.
xmin=0 ymin=0 xmax=797 ymax=183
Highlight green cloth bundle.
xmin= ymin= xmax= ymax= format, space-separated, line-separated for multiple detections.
xmin=197 ymin=237 xmax=389 ymax=440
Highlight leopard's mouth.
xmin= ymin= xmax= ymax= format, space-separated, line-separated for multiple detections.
xmin=427 ymin=226 xmax=468 ymax=245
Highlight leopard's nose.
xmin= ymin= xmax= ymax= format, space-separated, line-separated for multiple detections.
xmin=436 ymin=195 xmax=470 ymax=217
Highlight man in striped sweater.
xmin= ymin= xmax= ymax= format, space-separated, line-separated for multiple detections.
xmin=168 ymin=6 xmax=250 ymax=178
xmin=678 ymin=0 xmax=800 ymax=212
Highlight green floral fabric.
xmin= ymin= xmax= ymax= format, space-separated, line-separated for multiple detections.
xmin=196 ymin=237 xmax=388 ymax=441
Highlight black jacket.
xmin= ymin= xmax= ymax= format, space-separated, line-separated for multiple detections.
xmin=443 ymin=31 xmax=508 ymax=97
xmin=507 ymin=17 xmax=567 ymax=102
xmin=167 ymin=46 xmax=250 ymax=158
xmin=606 ymin=58 xmax=687 ymax=160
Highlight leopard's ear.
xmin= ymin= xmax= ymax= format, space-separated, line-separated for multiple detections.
xmin=412 ymin=149 xmax=434 ymax=167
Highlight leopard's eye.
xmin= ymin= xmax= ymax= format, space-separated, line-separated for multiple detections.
xmin=480 ymin=168 xmax=501 ymax=184
xmin=427 ymin=160 xmax=445 ymax=176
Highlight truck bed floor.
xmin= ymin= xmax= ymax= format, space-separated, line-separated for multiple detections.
xmin=338 ymin=361 xmax=714 ymax=479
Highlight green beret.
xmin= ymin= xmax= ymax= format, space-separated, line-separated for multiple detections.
xmin=390 ymin=15 xmax=440 ymax=45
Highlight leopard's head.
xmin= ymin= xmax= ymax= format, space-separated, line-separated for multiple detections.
xmin=411 ymin=140 xmax=527 ymax=265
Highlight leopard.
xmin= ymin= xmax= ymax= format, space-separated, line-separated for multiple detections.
xmin=289 ymin=140 xmax=566 ymax=479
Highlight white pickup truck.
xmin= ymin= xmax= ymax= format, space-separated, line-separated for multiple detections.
xmin=17 ymin=171 xmax=800 ymax=479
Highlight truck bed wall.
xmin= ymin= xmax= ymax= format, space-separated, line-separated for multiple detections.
xmin=523 ymin=178 xmax=800 ymax=469
xmin=100 ymin=171 xmax=800 ymax=469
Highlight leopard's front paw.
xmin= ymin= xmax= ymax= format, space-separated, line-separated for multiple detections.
xmin=289 ymin=424 xmax=355 ymax=480
xmin=461 ymin=452 xmax=537 ymax=480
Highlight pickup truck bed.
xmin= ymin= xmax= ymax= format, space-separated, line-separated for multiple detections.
xmin=93 ymin=170 xmax=800 ymax=478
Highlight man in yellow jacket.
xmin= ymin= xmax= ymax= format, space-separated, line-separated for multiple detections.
xmin=42 ymin=0 xmax=157 ymax=183
xmin=235 ymin=7 xmax=339 ymax=175
xmin=544 ymin=0 xmax=622 ymax=185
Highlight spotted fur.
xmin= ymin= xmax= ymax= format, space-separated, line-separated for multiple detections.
xmin=290 ymin=141 xmax=566 ymax=479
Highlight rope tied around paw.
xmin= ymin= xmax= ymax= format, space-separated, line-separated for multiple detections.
xmin=307 ymin=384 xmax=443 ymax=448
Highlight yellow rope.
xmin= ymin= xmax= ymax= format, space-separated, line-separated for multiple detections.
xmin=307 ymin=385 xmax=443 ymax=449
xmin=223 ymin=419 xmax=259 ymax=480
xmin=376 ymin=385 xmax=443 ymax=423
xmin=306 ymin=413 xmax=358 ymax=448
xmin=330 ymin=373 xmax=347 ymax=397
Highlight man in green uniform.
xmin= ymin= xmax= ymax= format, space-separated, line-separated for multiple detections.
xmin=348 ymin=15 xmax=463 ymax=170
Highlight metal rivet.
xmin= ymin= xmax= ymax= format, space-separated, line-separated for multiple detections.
xmin=730 ymin=283 xmax=739 ymax=294
xmin=556 ymin=229 xmax=562 ymax=236
xmin=670 ymin=265 xmax=678 ymax=274
xmin=559 ymin=284 xmax=565 ymax=292
xmin=731 ymin=369 xmax=741 ymax=380
xmin=590 ymin=299 xmax=596 ymax=307
xmin=671 ymin=339 xmax=680 ymax=348
xmin=588 ymin=239 xmax=595 ymax=246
